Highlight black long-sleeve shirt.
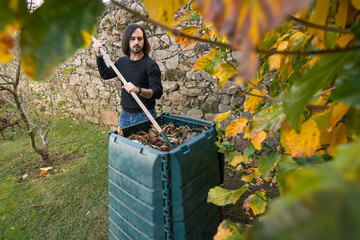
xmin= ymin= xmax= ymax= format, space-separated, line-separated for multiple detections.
xmin=96 ymin=54 xmax=163 ymax=113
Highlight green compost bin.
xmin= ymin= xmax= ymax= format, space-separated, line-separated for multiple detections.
xmin=108 ymin=113 xmax=222 ymax=240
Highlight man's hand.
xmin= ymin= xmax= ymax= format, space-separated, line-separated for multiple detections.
xmin=122 ymin=82 xmax=140 ymax=95
xmin=92 ymin=41 xmax=102 ymax=56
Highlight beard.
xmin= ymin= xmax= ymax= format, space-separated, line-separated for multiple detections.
xmin=131 ymin=44 xmax=143 ymax=53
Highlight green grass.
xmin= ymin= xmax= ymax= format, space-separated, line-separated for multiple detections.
xmin=0 ymin=117 xmax=112 ymax=239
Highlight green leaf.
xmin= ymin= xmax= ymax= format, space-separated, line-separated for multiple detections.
xmin=351 ymin=20 xmax=360 ymax=42
xmin=215 ymin=141 xmax=234 ymax=153
xmin=332 ymin=66 xmax=360 ymax=108
xmin=243 ymin=143 xmax=256 ymax=163
xmin=248 ymin=142 xmax=360 ymax=240
xmin=344 ymin=107 xmax=360 ymax=136
xmin=275 ymin=155 xmax=300 ymax=196
xmin=214 ymin=220 xmax=244 ymax=240
xmin=249 ymin=191 xmax=268 ymax=215
xmin=207 ymin=185 xmax=249 ymax=206
xmin=283 ymin=51 xmax=356 ymax=131
xmin=225 ymin=151 xmax=241 ymax=163
xmin=20 ymin=0 xmax=104 ymax=81
xmin=333 ymin=139 xmax=360 ymax=180
xmin=250 ymin=104 xmax=285 ymax=136
xmin=324 ymin=24 xmax=339 ymax=49
xmin=247 ymin=183 xmax=360 ymax=240
xmin=258 ymin=151 xmax=281 ymax=180
xmin=0 ymin=0 xmax=27 ymax=30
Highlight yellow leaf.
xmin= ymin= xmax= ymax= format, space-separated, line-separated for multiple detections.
xmin=327 ymin=122 xmax=348 ymax=156
xmin=268 ymin=54 xmax=283 ymax=71
xmin=309 ymin=0 xmax=331 ymax=42
xmin=243 ymin=125 xmax=252 ymax=139
xmin=309 ymin=92 xmax=330 ymax=109
xmin=225 ymin=118 xmax=248 ymax=137
xmin=352 ymin=0 xmax=360 ymax=9
xmin=143 ymin=0 xmax=190 ymax=27
xmin=229 ymin=155 xmax=245 ymax=167
xmin=213 ymin=63 xmax=237 ymax=88
xmin=244 ymin=89 xmax=268 ymax=113
xmin=286 ymin=118 xmax=321 ymax=158
xmin=248 ymin=190 xmax=267 ymax=215
xmin=288 ymin=31 xmax=305 ymax=46
xmin=174 ymin=26 xmax=201 ymax=49
xmin=192 ymin=48 xmax=221 ymax=73
xmin=81 ymin=30 xmax=92 ymax=48
xmin=0 ymin=23 xmax=17 ymax=63
xmin=214 ymin=110 xmax=231 ymax=122
xmin=337 ymin=34 xmax=354 ymax=48
xmin=251 ymin=131 xmax=267 ymax=150
xmin=329 ymin=103 xmax=350 ymax=131
xmin=241 ymin=168 xmax=261 ymax=182
xmin=335 ymin=0 xmax=349 ymax=28
xmin=280 ymin=122 xmax=292 ymax=153
xmin=277 ymin=41 xmax=289 ymax=51
xmin=39 ymin=167 xmax=53 ymax=176
xmin=21 ymin=56 xmax=35 ymax=79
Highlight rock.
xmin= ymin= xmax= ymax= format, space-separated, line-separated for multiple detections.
xmin=187 ymin=108 xmax=203 ymax=119
xmin=100 ymin=109 xmax=118 ymax=126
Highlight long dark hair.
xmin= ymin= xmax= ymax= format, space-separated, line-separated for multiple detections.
xmin=121 ymin=24 xmax=150 ymax=57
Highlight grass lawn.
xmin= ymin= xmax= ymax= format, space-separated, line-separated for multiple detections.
xmin=0 ymin=117 xmax=112 ymax=239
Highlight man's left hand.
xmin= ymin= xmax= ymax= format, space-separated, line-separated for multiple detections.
xmin=122 ymin=82 xmax=140 ymax=94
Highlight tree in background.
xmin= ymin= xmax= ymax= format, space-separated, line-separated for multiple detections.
xmin=0 ymin=0 xmax=104 ymax=162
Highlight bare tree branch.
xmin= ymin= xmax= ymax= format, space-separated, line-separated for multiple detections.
xmin=289 ymin=15 xmax=353 ymax=34
xmin=258 ymin=45 xmax=360 ymax=56
xmin=110 ymin=0 xmax=230 ymax=49
xmin=313 ymin=87 xmax=336 ymax=98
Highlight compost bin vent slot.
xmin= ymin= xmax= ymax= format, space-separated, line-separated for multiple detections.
xmin=161 ymin=154 xmax=173 ymax=240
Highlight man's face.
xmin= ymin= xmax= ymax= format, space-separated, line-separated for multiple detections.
xmin=129 ymin=28 xmax=144 ymax=54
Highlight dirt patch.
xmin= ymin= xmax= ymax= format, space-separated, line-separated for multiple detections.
xmin=18 ymin=152 xmax=88 ymax=181
xmin=221 ymin=167 xmax=280 ymax=224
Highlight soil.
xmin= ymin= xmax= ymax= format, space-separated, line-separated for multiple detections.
xmin=221 ymin=166 xmax=280 ymax=224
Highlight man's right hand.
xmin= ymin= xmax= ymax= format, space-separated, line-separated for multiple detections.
xmin=92 ymin=41 xmax=102 ymax=56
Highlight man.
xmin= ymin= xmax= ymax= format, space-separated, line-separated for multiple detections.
xmin=93 ymin=23 xmax=163 ymax=128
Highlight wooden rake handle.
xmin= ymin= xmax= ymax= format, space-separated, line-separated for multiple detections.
xmin=92 ymin=37 xmax=174 ymax=148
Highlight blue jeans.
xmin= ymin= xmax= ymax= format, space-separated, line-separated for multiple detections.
xmin=118 ymin=109 xmax=156 ymax=128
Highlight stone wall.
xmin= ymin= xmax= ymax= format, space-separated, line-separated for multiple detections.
xmin=30 ymin=1 xmax=245 ymax=126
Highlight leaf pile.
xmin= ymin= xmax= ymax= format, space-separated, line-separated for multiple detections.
xmin=127 ymin=122 xmax=207 ymax=152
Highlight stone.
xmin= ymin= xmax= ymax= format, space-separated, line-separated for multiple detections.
xmin=86 ymin=85 xmax=98 ymax=99
xmin=160 ymin=35 xmax=171 ymax=45
xmin=166 ymin=56 xmax=179 ymax=69
xmin=221 ymin=95 xmax=231 ymax=105
xmin=204 ymin=113 xmax=216 ymax=122
xmin=149 ymin=37 xmax=161 ymax=50
xmin=187 ymin=88 xmax=202 ymax=97
xmin=85 ymin=115 xmax=100 ymax=125
xmin=231 ymin=94 xmax=245 ymax=106
xmin=187 ymin=108 xmax=203 ymax=119
xmin=218 ymin=104 xmax=232 ymax=113
xmin=203 ymin=95 xmax=220 ymax=112
xmin=100 ymin=109 xmax=118 ymax=126
xmin=154 ymin=50 xmax=173 ymax=59
xmin=163 ymin=81 xmax=178 ymax=91
xmin=164 ymin=92 xmax=183 ymax=102
xmin=69 ymin=74 xmax=80 ymax=86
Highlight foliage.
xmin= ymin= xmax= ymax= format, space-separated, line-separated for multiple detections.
xmin=0 ymin=0 xmax=103 ymax=81
xmin=137 ymin=0 xmax=360 ymax=238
